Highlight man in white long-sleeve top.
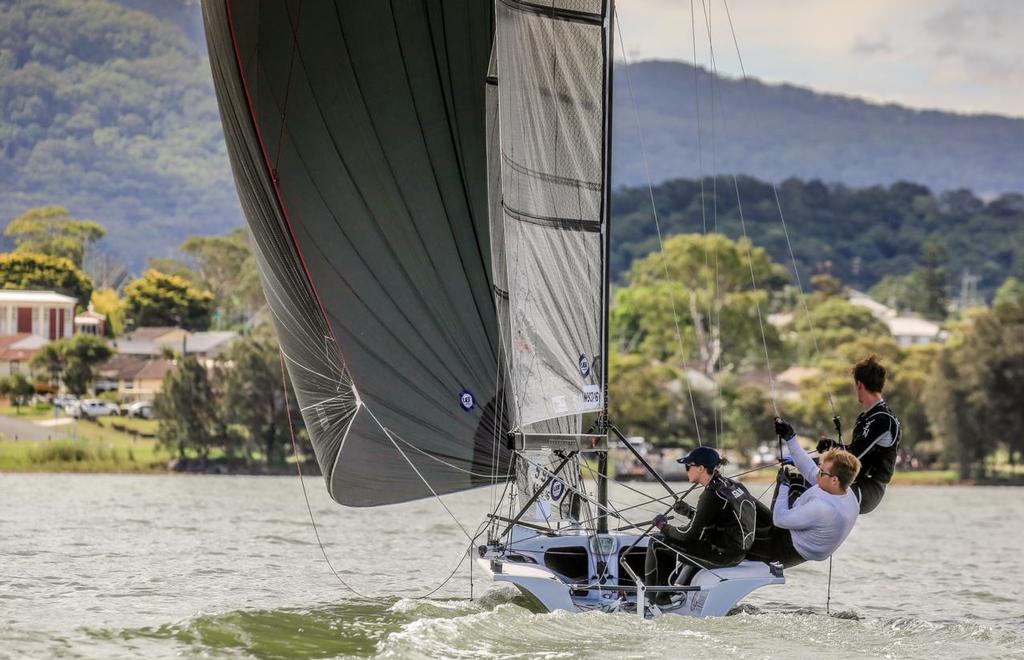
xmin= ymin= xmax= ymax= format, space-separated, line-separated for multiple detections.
xmin=746 ymin=418 xmax=862 ymax=568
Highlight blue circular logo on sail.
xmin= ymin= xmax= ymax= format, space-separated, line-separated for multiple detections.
xmin=550 ymin=479 xmax=565 ymax=500
xmin=578 ymin=354 xmax=590 ymax=378
xmin=459 ymin=389 xmax=476 ymax=412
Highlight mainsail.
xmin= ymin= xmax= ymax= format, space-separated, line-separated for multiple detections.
xmin=492 ymin=0 xmax=609 ymax=429
xmin=205 ymin=0 xmax=611 ymax=507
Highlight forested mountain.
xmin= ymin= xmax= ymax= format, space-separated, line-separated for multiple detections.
xmin=611 ymin=61 xmax=1024 ymax=196
xmin=2 ymin=0 xmax=1023 ymax=276
xmin=612 ymin=177 xmax=1024 ymax=298
xmin=0 ymin=0 xmax=239 ymax=269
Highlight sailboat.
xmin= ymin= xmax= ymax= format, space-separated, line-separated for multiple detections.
xmin=203 ymin=0 xmax=783 ymax=617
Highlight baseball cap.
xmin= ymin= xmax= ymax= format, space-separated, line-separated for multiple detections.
xmin=677 ymin=446 xmax=722 ymax=470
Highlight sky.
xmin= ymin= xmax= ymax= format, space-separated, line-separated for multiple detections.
xmin=615 ymin=0 xmax=1024 ymax=118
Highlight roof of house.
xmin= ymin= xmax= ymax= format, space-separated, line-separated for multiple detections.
xmin=74 ymin=310 xmax=106 ymax=324
xmin=847 ymin=289 xmax=896 ymax=318
xmin=0 ymin=290 xmax=77 ymax=305
xmin=97 ymin=354 xmax=173 ymax=381
xmin=0 ymin=333 xmax=48 ymax=361
xmin=173 ymin=331 xmax=237 ymax=354
xmin=112 ymin=329 xmax=239 ymax=356
xmin=886 ymin=316 xmax=942 ymax=338
xmin=120 ymin=327 xmax=180 ymax=342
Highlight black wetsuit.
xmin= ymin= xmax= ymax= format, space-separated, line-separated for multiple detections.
xmin=848 ymin=400 xmax=901 ymax=513
xmin=644 ymin=474 xmax=757 ymax=587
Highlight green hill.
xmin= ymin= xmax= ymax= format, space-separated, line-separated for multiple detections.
xmin=0 ymin=0 xmax=240 ymax=270
xmin=2 ymin=1 xmax=1022 ymax=280
xmin=612 ymin=176 xmax=1024 ymax=298
xmin=611 ymin=60 xmax=1024 ymax=197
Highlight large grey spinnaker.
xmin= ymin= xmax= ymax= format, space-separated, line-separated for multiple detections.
xmin=204 ymin=0 xmax=511 ymax=506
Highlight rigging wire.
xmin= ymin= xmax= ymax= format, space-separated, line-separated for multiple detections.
xmin=719 ymin=0 xmax=839 ymax=419
xmin=614 ymin=11 xmax=703 ymax=447
xmin=696 ymin=0 xmax=780 ymax=417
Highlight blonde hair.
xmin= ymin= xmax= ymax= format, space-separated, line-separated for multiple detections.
xmin=821 ymin=448 xmax=861 ymax=489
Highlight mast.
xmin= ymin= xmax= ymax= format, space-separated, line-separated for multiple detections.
xmin=597 ymin=0 xmax=616 ymax=535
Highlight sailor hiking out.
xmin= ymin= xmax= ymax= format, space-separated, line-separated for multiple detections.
xmin=747 ymin=418 xmax=861 ymax=568
xmin=817 ymin=355 xmax=901 ymax=514
xmin=645 ymin=446 xmax=758 ymax=604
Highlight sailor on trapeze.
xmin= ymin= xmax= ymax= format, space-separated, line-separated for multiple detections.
xmin=817 ymin=355 xmax=902 ymax=514
xmin=644 ymin=446 xmax=758 ymax=604
xmin=746 ymin=418 xmax=861 ymax=567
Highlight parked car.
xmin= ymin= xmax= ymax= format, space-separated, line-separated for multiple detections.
xmin=69 ymin=399 xmax=120 ymax=419
xmin=52 ymin=395 xmax=79 ymax=410
xmin=124 ymin=401 xmax=155 ymax=420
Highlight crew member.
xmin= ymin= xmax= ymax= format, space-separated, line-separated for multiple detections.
xmin=747 ymin=418 xmax=861 ymax=567
xmin=818 ymin=355 xmax=901 ymax=513
xmin=644 ymin=446 xmax=758 ymax=603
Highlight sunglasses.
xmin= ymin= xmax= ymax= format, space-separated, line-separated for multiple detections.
xmin=818 ymin=468 xmax=836 ymax=479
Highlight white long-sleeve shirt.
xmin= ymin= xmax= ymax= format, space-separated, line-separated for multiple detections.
xmin=773 ymin=436 xmax=859 ymax=561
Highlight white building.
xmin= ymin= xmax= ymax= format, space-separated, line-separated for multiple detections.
xmin=0 ymin=290 xmax=76 ymax=340
xmin=847 ymin=289 xmax=946 ymax=346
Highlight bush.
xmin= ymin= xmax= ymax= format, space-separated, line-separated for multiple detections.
xmin=29 ymin=441 xmax=123 ymax=464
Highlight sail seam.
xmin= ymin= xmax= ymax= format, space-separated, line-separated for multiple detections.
xmin=501 ymin=152 xmax=602 ymax=192
xmin=503 ymin=204 xmax=601 ymax=232
xmin=500 ymin=0 xmax=603 ymax=25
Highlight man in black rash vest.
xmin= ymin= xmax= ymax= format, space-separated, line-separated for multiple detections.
xmin=817 ymin=355 xmax=901 ymax=514
xmin=644 ymin=447 xmax=758 ymax=605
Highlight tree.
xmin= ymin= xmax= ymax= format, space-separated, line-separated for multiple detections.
xmin=223 ymin=326 xmax=291 ymax=464
xmin=154 ymin=356 xmax=222 ymax=462
xmin=720 ymin=383 xmax=777 ymax=456
xmin=30 ymin=334 xmax=112 ymax=396
xmin=90 ymin=288 xmax=123 ymax=336
xmin=923 ymin=296 xmax=1024 ymax=478
xmin=611 ymin=233 xmax=789 ymax=374
xmin=0 ymin=372 xmax=36 ymax=412
xmin=60 ymin=335 xmax=113 ymax=396
xmin=785 ymin=297 xmax=891 ymax=363
xmin=918 ymin=238 xmax=949 ymax=320
xmin=123 ymin=269 xmax=214 ymax=330
xmin=29 ymin=342 xmax=65 ymax=389
xmin=0 ymin=252 xmax=93 ymax=307
xmin=180 ymin=228 xmax=264 ymax=328
xmin=4 ymin=206 xmax=105 ymax=268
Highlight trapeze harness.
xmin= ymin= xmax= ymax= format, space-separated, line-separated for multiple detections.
xmin=646 ymin=473 xmax=758 ymax=586
xmin=848 ymin=400 xmax=901 ymax=514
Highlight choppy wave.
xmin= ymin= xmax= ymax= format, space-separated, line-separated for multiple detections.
xmin=76 ymin=596 xmax=1024 ymax=660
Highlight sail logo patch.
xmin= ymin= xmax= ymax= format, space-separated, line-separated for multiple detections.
xmin=459 ymin=389 xmax=476 ymax=411
xmin=582 ymin=384 xmax=601 ymax=410
xmin=578 ymin=354 xmax=590 ymax=378
xmin=550 ymin=479 xmax=566 ymax=501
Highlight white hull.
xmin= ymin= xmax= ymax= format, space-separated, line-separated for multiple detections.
xmin=477 ymin=525 xmax=784 ymax=618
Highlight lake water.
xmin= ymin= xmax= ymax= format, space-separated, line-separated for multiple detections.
xmin=2 ymin=474 xmax=1022 ymax=658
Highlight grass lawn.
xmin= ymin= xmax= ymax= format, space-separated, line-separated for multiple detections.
xmin=0 ymin=403 xmax=54 ymax=421
xmin=0 ymin=417 xmax=170 ymax=473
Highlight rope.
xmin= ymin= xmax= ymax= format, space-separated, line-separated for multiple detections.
xmin=278 ymin=350 xmax=480 ymax=601
xmin=826 ymin=555 xmax=833 ymax=615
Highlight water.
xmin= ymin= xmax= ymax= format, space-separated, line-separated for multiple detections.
xmin=2 ymin=474 xmax=1022 ymax=658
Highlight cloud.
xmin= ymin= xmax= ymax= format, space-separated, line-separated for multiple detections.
xmin=923 ymin=3 xmax=1024 ymax=86
xmin=851 ymin=35 xmax=894 ymax=56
